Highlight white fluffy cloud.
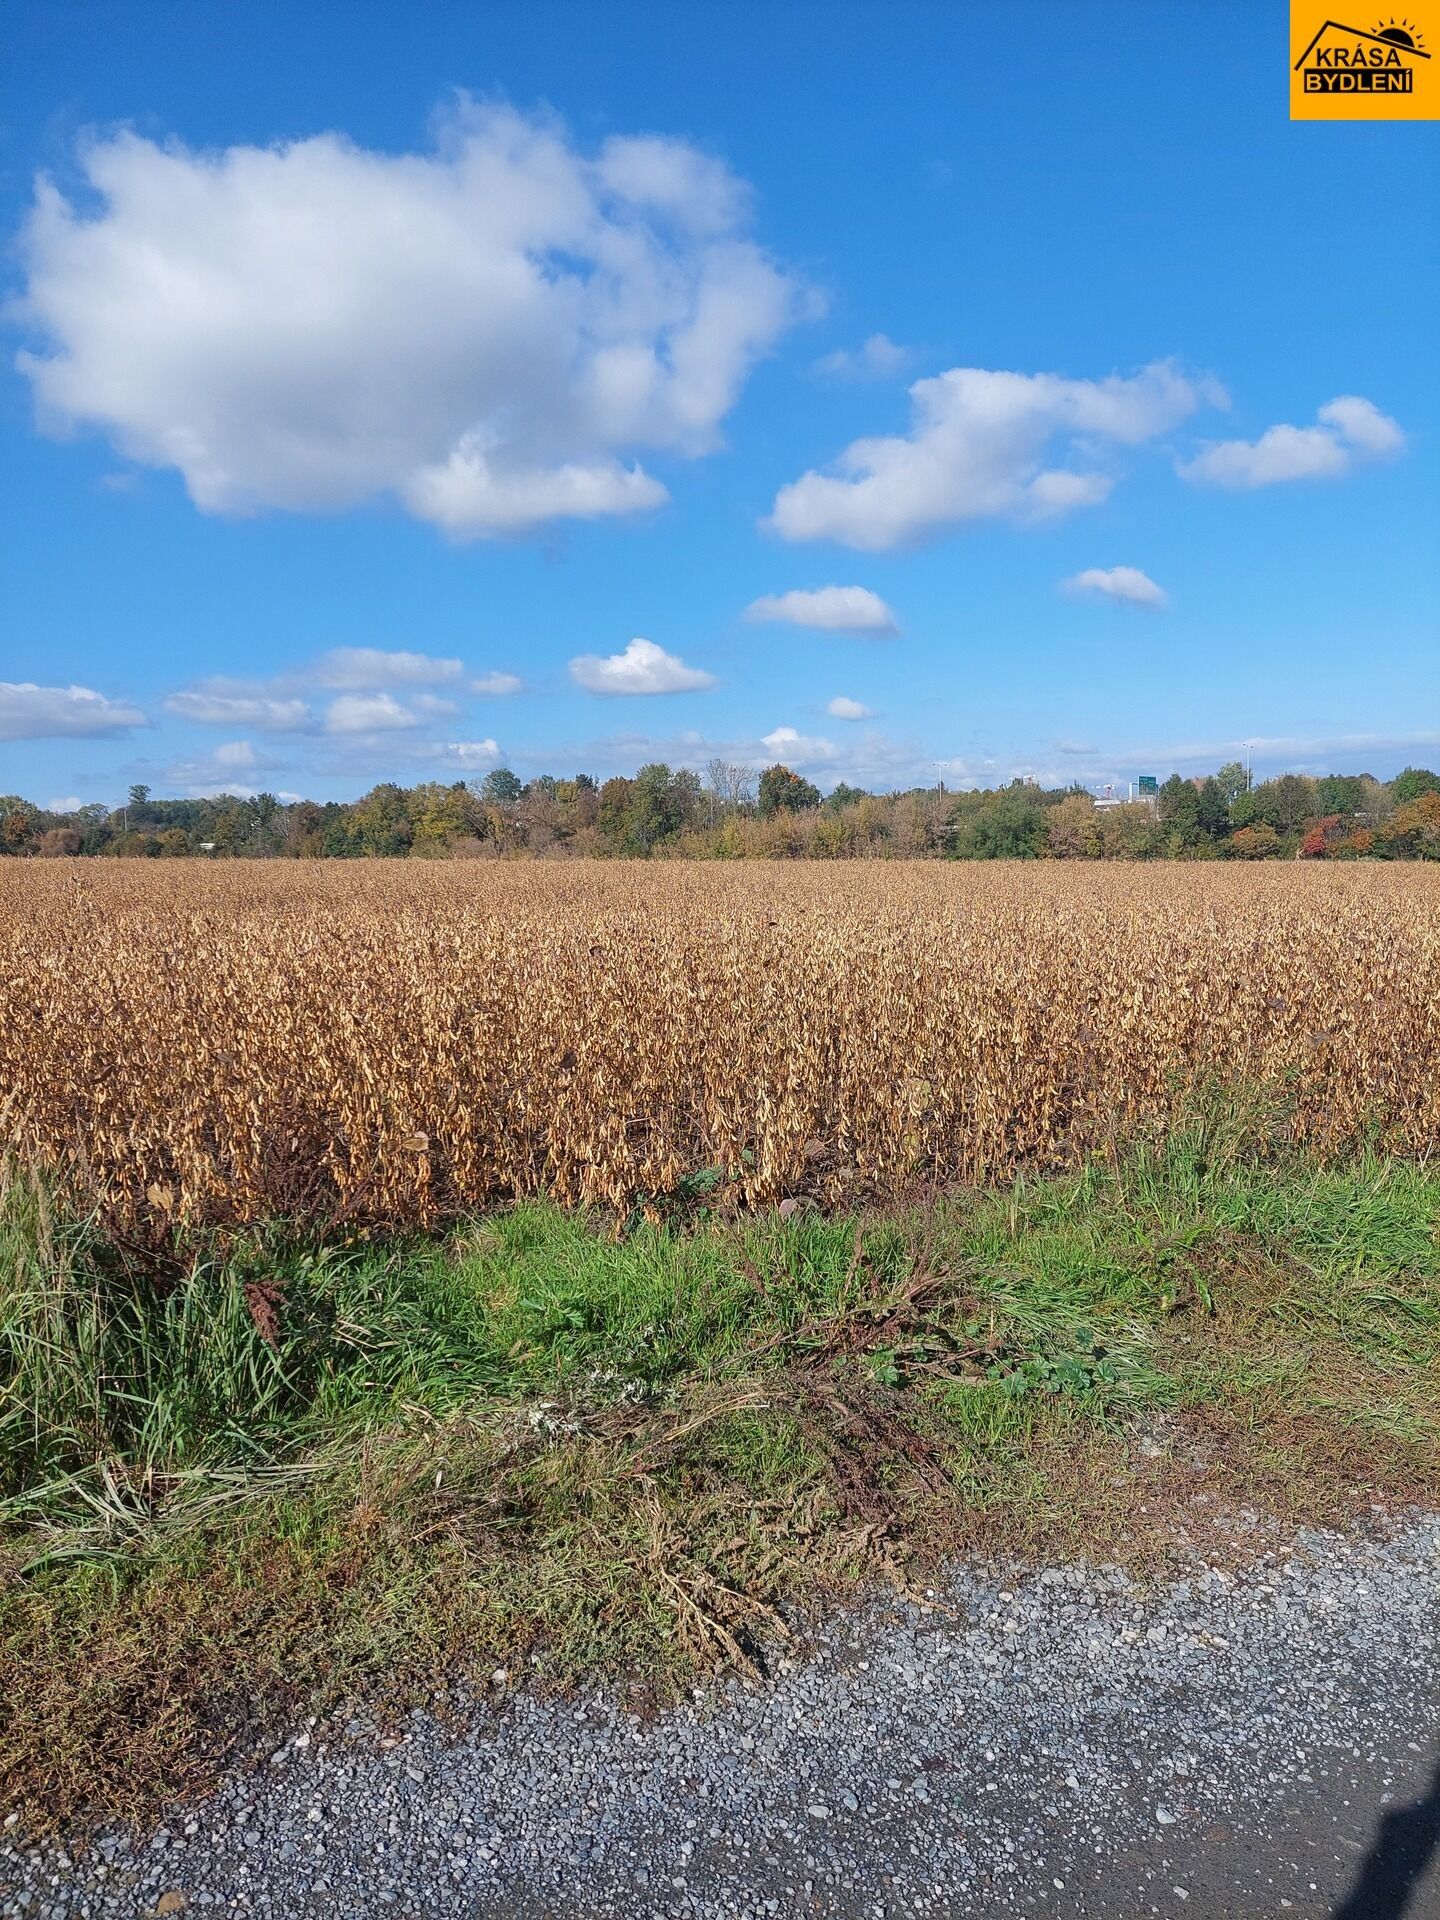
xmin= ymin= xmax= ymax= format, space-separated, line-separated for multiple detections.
xmin=761 ymin=725 xmax=838 ymax=766
xmin=0 ymin=681 xmax=146 ymax=740
xmin=813 ymin=333 xmax=913 ymax=380
xmin=422 ymin=739 xmax=502 ymax=770
xmin=569 ymin=637 xmax=717 ymax=695
xmin=165 ymin=651 xmax=509 ymax=737
xmin=323 ymin=692 xmax=439 ymax=734
xmin=164 ymin=684 xmax=313 ymax=730
xmin=406 ymin=447 xmax=668 ymax=538
xmin=210 ymin=739 xmax=260 ymax=768
xmin=745 ymin=585 xmax=900 ymax=635
xmin=1062 ymin=565 xmax=1169 ymax=610
xmin=826 ymin=696 xmax=873 ymax=720
xmin=1178 ymin=395 xmax=1403 ymax=489
xmin=160 ymin=738 xmax=290 ymax=797
xmin=16 ymin=103 xmax=800 ymax=538
xmin=767 ymin=361 xmax=1212 ymax=549
xmin=316 ymin=648 xmax=464 ymax=689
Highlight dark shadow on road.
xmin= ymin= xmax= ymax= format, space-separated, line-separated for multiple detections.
xmin=1332 ymin=1748 xmax=1440 ymax=1919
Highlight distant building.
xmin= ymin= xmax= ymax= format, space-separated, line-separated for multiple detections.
xmin=1092 ymin=781 xmax=1158 ymax=811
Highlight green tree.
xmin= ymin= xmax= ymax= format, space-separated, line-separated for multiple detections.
xmin=410 ymin=781 xmax=478 ymax=855
xmin=1097 ymin=801 xmax=1166 ymax=859
xmin=1046 ymin=791 xmax=1100 ymax=858
xmin=0 ymin=797 xmax=39 ymax=854
xmin=479 ymin=767 xmax=523 ymax=806
xmin=321 ymin=812 xmax=363 ymax=858
xmin=1252 ymin=773 xmax=1316 ymax=835
xmin=1214 ymin=761 xmax=1249 ymax=805
xmin=207 ymin=798 xmax=255 ymax=856
xmin=281 ymin=800 xmax=326 ymax=858
xmin=825 ymin=782 xmax=868 ymax=812
xmin=1158 ymin=774 xmax=1202 ymax=848
xmin=1315 ymin=774 xmax=1365 ymax=817
xmin=950 ymin=788 xmax=1047 ymax=859
xmin=757 ymin=764 xmax=822 ymax=816
xmin=623 ymin=763 xmax=692 ymax=852
xmin=1391 ymin=767 xmax=1440 ymax=805
xmin=1195 ymin=776 xmax=1231 ymax=841
xmin=349 ymin=783 xmax=413 ymax=857
xmin=596 ymin=776 xmax=634 ymax=848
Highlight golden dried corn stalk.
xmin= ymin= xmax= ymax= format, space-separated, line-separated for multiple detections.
xmin=1 ymin=859 xmax=1436 ymax=1232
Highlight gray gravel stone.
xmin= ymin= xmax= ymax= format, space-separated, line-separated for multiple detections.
xmin=2 ymin=1517 xmax=1437 ymax=1918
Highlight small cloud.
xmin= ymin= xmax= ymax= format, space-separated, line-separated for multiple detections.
xmin=826 ymin=696 xmax=873 ymax=720
xmin=211 ymin=739 xmax=260 ymax=768
xmin=167 ymin=653 xmax=471 ymax=729
xmin=408 ymin=447 xmax=669 ymax=539
xmin=813 ymin=333 xmax=913 ymax=381
xmin=1178 ymin=394 xmax=1403 ymax=489
xmin=745 ymin=586 xmax=900 ymax=636
xmin=316 ymin=647 xmax=466 ymax=689
xmin=0 ymin=681 xmax=146 ymax=740
xmin=163 ymin=739 xmax=287 ymax=795
xmin=1318 ymin=395 xmax=1404 ymax=455
xmin=165 ymin=683 xmax=313 ymax=730
xmin=472 ymin=671 xmax=523 ymax=696
xmin=569 ymin=638 xmax=717 ymax=696
xmin=98 ymin=471 xmax=140 ymax=493
xmin=324 ymin=692 xmax=428 ymax=733
xmin=426 ymin=739 xmax=502 ymax=769
xmin=1062 ymin=565 xmax=1169 ymax=610
xmin=761 ymin=724 xmax=838 ymax=766
xmin=48 ymin=795 xmax=85 ymax=813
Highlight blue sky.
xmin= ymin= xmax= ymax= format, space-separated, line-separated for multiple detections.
xmin=2 ymin=0 xmax=1437 ymax=807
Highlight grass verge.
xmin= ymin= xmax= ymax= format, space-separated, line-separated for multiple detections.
xmin=3 ymin=1108 xmax=1438 ymax=1833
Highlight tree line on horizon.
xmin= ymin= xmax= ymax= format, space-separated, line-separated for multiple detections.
xmin=2 ymin=759 xmax=1438 ymax=862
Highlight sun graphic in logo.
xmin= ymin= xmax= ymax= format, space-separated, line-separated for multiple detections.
xmin=1372 ymin=15 xmax=1427 ymax=48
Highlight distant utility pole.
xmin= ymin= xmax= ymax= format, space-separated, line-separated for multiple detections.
xmin=934 ymin=764 xmax=945 ymax=796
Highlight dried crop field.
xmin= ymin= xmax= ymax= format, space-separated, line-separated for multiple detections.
xmin=2 ymin=859 xmax=1437 ymax=1233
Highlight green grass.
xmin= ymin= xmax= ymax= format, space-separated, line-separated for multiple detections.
xmin=2 ymin=1110 xmax=1438 ymax=1832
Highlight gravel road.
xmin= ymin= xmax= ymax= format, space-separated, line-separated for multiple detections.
xmin=6 ymin=1517 xmax=1438 ymax=1920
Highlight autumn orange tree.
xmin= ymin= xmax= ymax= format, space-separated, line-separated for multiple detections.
xmin=1379 ymin=791 xmax=1440 ymax=860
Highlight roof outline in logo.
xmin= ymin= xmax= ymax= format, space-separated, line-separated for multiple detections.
xmin=1294 ymin=19 xmax=1432 ymax=66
